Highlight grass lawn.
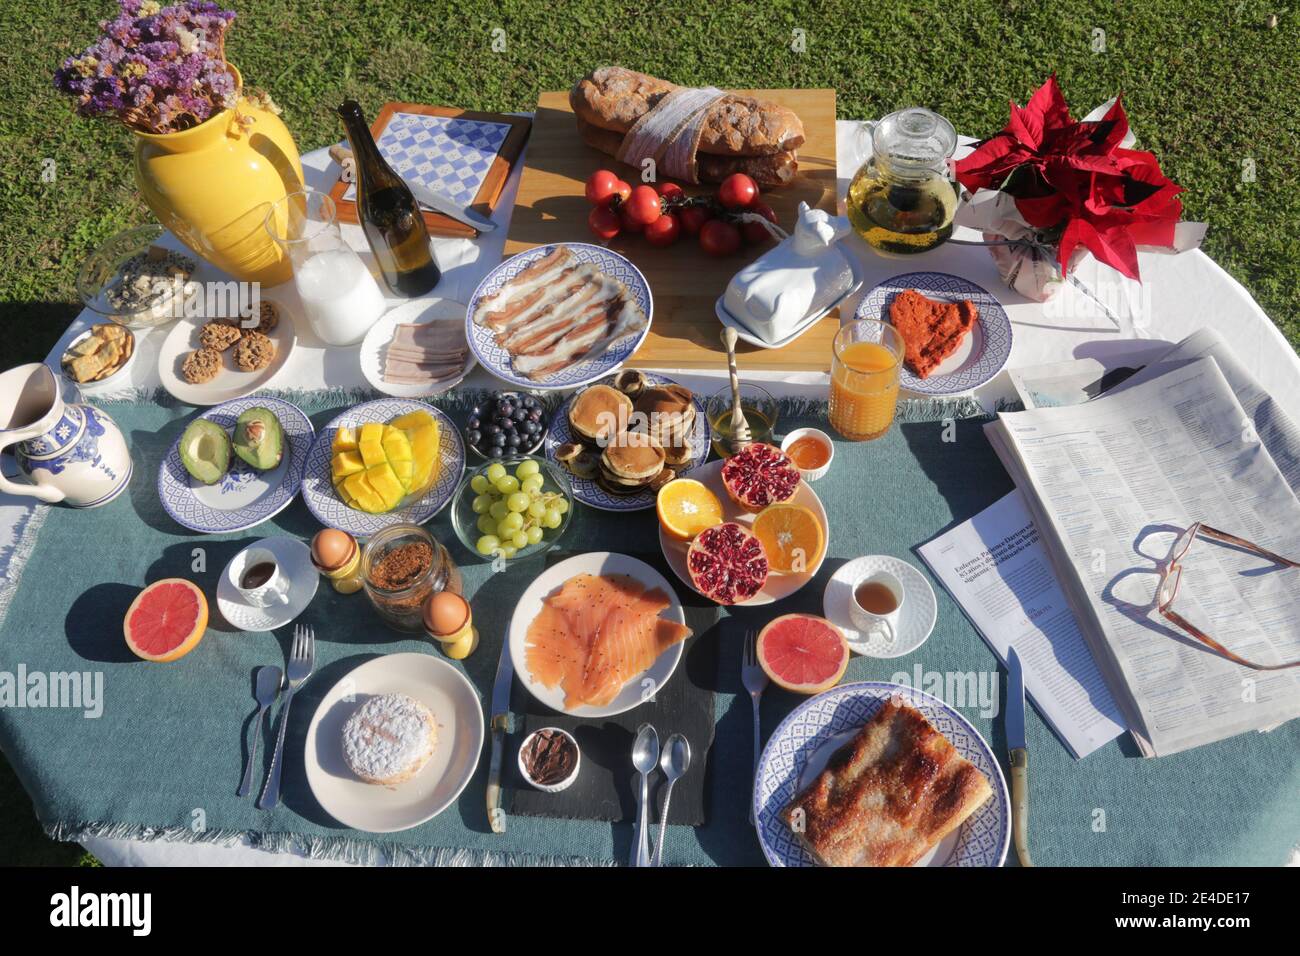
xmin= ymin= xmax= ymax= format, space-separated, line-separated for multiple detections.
xmin=1 ymin=0 xmax=1297 ymax=865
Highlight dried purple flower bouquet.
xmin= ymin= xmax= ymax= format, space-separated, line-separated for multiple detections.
xmin=54 ymin=1 xmax=242 ymax=135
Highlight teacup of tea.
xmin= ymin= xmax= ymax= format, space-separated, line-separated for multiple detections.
xmin=850 ymin=570 xmax=904 ymax=646
xmin=232 ymin=547 xmax=291 ymax=608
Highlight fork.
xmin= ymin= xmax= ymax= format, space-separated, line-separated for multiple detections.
xmin=257 ymin=625 xmax=315 ymax=811
xmin=740 ymin=629 xmax=769 ymax=825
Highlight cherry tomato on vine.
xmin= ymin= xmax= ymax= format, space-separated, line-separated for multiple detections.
xmin=741 ymin=201 xmax=778 ymax=244
xmin=584 ymin=169 xmax=623 ymax=207
xmin=717 ymin=173 xmax=759 ymax=210
xmin=699 ymin=219 xmax=742 ymax=256
xmin=644 ymin=211 xmax=681 ymax=247
xmin=588 ymin=205 xmax=622 ymax=240
xmin=623 ymin=185 xmax=663 ymax=225
xmin=655 ymin=181 xmax=685 ymax=201
xmin=677 ymin=205 xmax=712 ymax=237
xmin=619 ymin=205 xmax=645 ymax=233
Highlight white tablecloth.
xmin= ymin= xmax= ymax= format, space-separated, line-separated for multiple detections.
xmin=4 ymin=122 xmax=1297 ymax=866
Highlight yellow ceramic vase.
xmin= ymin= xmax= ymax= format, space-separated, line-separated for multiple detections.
xmin=133 ymin=68 xmax=304 ymax=286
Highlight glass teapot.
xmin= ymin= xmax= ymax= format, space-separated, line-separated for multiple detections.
xmin=847 ymin=108 xmax=958 ymax=255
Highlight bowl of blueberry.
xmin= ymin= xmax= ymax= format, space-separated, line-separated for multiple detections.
xmin=465 ymin=390 xmax=550 ymax=459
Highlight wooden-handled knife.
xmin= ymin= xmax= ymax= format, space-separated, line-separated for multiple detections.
xmin=485 ymin=630 xmax=515 ymax=834
xmin=1006 ymin=646 xmax=1033 ymax=867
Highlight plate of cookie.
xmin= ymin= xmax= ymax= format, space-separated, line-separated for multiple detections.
xmin=156 ymin=299 xmax=296 ymax=406
xmin=542 ymin=370 xmax=711 ymax=512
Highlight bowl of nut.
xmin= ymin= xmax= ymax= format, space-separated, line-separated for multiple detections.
xmin=76 ymin=224 xmax=199 ymax=329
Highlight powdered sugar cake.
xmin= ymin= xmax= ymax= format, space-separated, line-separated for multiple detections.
xmin=342 ymin=692 xmax=439 ymax=786
xmin=782 ymin=696 xmax=993 ymax=866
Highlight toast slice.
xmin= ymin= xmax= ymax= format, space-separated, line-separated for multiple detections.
xmin=782 ymin=697 xmax=993 ymax=866
xmin=888 ymin=289 xmax=978 ymax=380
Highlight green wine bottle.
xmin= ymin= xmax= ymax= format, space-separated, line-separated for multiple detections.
xmin=337 ymin=100 xmax=441 ymax=297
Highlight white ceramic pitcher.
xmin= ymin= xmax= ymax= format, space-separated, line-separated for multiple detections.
xmin=0 ymin=364 xmax=132 ymax=508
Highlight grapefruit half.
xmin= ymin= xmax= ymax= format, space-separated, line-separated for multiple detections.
xmin=756 ymin=613 xmax=849 ymax=694
xmin=124 ymin=578 xmax=208 ymax=662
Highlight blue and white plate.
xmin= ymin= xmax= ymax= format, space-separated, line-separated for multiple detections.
xmin=755 ymin=681 xmax=1010 ymax=868
xmin=543 ymin=374 xmax=711 ymax=512
xmin=855 ymin=272 xmax=1013 ymax=396
xmin=158 ymin=396 xmax=313 ymax=534
xmin=300 ymin=399 xmax=464 ymax=538
xmin=465 ymin=242 xmax=653 ymax=391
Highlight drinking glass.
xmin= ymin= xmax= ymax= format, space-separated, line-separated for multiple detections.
xmin=828 ymin=320 xmax=904 ymax=441
xmin=265 ymin=188 xmax=386 ymax=346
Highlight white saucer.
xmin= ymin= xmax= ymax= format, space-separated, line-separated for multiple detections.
xmin=823 ymin=555 xmax=936 ymax=658
xmin=359 ymin=297 xmax=475 ymax=398
xmin=217 ymin=536 xmax=319 ymax=632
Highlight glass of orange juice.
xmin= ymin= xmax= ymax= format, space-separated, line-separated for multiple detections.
xmin=829 ymin=320 xmax=905 ymax=441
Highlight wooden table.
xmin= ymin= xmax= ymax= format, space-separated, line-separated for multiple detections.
xmin=504 ymin=89 xmax=840 ymax=372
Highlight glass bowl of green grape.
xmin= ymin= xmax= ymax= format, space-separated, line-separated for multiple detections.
xmin=451 ymin=455 xmax=574 ymax=562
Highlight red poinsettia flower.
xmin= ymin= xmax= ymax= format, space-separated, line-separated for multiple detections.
xmin=954 ymin=76 xmax=1183 ymax=280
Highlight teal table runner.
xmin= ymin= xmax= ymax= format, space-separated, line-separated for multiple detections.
xmin=1 ymin=389 xmax=1295 ymax=865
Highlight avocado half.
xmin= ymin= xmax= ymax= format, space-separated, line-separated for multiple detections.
xmin=233 ymin=407 xmax=285 ymax=471
xmin=179 ymin=418 xmax=231 ymax=485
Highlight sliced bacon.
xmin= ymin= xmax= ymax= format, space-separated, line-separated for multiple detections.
xmin=472 ymin=249 xmax=575 ymax=327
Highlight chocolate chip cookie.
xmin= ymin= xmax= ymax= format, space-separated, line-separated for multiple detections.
xmin=198 ymin=321 xmax=242 ymax=352
xmin=181 ymin=347 xmax=222 ymax=384
xmin=233 ymin=331 xmax=276 ymax=372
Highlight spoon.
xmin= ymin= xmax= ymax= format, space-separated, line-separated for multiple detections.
xmin=720 ymin=327 xmax=752 ymax=454
xmin=237 ymin=665 xmax=282 ymax=797
xmin=652 ymin=733 xmax=691 ymax=867
xmin=630 ymin=723 xmax=660 ymax=867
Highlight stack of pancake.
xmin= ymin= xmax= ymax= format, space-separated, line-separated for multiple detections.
xmin=558 ymin=375 xmax=697 ymax=495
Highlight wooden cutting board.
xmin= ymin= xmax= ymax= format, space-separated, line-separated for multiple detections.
xmin=504 ymin=88 xmax=839 ymax=371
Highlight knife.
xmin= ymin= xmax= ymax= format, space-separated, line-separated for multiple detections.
xmin=485 ymin=632 xmax=514 ymax=835
xmin=328 ymin=144 xmax=497 ymax=234
xmin=1006 ymin=646 xmax=1034 ymax=867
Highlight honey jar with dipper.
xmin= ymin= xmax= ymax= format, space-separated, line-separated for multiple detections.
xmin=423 ymin=590 xmax=479 ymax=660
xmin=310 ymin=528 xmax=363 ymax=593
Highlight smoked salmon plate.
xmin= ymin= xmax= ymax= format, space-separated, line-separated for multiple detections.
xmin=508 ymin=552 xmax=691 ymax=716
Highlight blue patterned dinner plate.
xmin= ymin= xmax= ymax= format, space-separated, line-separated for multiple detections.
xmin=300 ymin=399 xmax=464 ymax=538
xmin=855 ymin=272 xmax=1013 ymax=396
xmin=755 ymin=681 xmax=1010 ymax=867
xmin=157 ymin=396 xmax=314 ymax=534
xmin=465 ymin=242 xmax=653 ymax=390
xmin=543 ymin=373 xmax=711 ymax=512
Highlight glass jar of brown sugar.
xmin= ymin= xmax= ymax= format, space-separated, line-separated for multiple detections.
xmin=361 ymin=524 xmax=462 ymax=631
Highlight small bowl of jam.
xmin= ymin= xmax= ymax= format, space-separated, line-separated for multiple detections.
xmin=781 ymin=427 xmax=834 ymax=482
xmin=517 ymin=727 xmax=580 ymax=793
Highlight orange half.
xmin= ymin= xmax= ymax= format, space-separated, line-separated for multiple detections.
xmin=752 ymin=503 xmax=825 ymax=573
xmin=656 ymin=478 xmax=724 ymax=541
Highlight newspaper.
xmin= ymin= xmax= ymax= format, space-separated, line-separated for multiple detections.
xmin=917 ymin=490 xmax=1126 ymax=758
xmin=986 ymin=356 xmax=1300 ymax=756
xmin=1007 ymin=348 xmax=1166 ymax=409
xmin=1105 ymin=327 xmax=1300 ymax=495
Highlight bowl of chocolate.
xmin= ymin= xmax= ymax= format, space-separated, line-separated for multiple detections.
xmin=517 ymin=727 xmax=580 ymax=793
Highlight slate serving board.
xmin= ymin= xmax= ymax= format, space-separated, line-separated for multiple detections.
xmin=508 ymin=550 xmax=721 ymax=824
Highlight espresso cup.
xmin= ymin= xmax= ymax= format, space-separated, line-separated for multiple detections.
xmin=234 ymin=547 xmax=291 ymax=608
xmin=850 ymin=570 xmax=904 ymax=646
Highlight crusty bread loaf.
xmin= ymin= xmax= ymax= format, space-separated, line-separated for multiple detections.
xmin=570 ymin=66 xmax=805 ymax=157
xmin=576 ymin=119 xmax=797 ymax=187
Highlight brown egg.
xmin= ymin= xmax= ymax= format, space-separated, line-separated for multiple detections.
xmin=311 ymin=528 xmax=354 ymax=571
xmin=424 ymin=590 xmax=470 ymax=637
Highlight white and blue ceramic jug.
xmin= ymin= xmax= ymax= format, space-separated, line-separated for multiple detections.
xmin=0 ymin=364 xmax=132 ymax=508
